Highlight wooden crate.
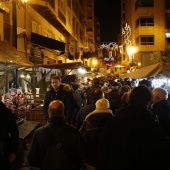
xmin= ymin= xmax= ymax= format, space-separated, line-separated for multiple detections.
xmin=26 ymin=110 xmax=46 ymax=126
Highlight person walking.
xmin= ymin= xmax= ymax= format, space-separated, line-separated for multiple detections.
xmin=0 ymin=91 xmax=19 ymax=170
xmin=97 ymin=86 xmax=168 ymax=170
xmin=152 ymin=87 xmax=170 ymax=137
xmin=43 ymin=75 xmax=74 ymax=124
xmin=80 ymin=98 xmax=113 ymax=170
xmin=28 ymin=100 xmax=87 ymax=170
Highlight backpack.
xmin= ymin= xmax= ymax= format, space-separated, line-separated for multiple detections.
xmin=43 ymin=126 xmax=78 ymax=170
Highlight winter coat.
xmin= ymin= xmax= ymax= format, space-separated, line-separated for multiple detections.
xmin=80 ymin=109 xmax=113 ymax=167
xmin=0 ymin=101 xmax=19 ymax=169
xmin=152 ymin=99 xmax=170 ymax=137
xmin=43 ymin=84 xmax=74 ymax=123
xmin=97 ymin=105 xmax=168 ymax=170
xmin=75 ymin=101 xmax=96 ymax=129
xmin=27 ymin=117 xmax=87 ymax=170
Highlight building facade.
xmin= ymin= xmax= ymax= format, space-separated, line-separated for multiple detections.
xmin=121 ymin=0 xmax=169 ymax=68
xmin=0 ymin=0 xmax=96 ymax=67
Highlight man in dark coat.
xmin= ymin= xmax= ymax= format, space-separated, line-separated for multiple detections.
xmin=43 ymin=75 xmax=74 ymax=124
xmin=152 ymin=87 xmax=170 ymax=137
xmin=28 ymin=100 xmax=87 ymax=170
xmin=80 ymin=98 xmax=113 ymax=170
xmin=97 ymin=86 xmax=168 ymax=170
xmin=0 ymin=92 xmax=19 ymax=170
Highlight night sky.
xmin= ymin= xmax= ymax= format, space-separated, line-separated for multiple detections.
xmin=94 ymin=0 xmax=121 ymax=43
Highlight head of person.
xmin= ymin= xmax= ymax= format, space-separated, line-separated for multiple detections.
xmin=95 ymin=98 xmax=110 ymax=110
xmin=124 ymin=80 xmax=132 ymax=89
xmin=48 ymin=100 xmax=65 ymax=118
xmin=138 ymin=79 xmax=152 ymax=88
xmin=92 ymin=78 xmax=100 ymax=86
xmin=118 ymin=85 xmax=130 ymax=96
xmin=152 ymin=87 xmax=168 ymax=105
xmin=110 ymin=80 xmax=119 ymax=89
xmin=83 ymin=90 xmax=88 ymax=99
xmin=51 ymin=75 xmax=61 ymax=91
xmin=91 ymin=88 xmax=104 ymax=102
xmin=129 ymin=86 xmax=152 ymax=108
xmin=121 ymin=92 xmax=129 ymax=104
xmin=101 ymin=86 xmax=110 ymax=94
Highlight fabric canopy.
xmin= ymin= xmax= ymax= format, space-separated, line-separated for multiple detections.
xmin=120 ymin=62 xmax=170 ymax=79
xmin=0 ymin=40 xmax=34 ymax=71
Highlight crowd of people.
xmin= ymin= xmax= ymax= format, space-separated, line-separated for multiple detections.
xmin=1 ymin=74 xmax=170 ymax=170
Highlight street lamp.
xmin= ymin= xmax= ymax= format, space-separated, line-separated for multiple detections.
xmin=127 ymin=46 xmax=136 ymax=65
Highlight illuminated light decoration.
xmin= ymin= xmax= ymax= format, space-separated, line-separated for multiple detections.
xmin=122 ymin=23 xmax=132 ymax=58
xmin=100 ymin=42 xmax=118 ymax=49
xmin=104 ymin=57 xmax=114 ymax=61
xmin=100 ymin=42 xmax=118 ymax=64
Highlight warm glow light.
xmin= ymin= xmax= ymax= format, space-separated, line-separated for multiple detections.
xmin=20 ymin=73 xmax=24 ymax=78
xmin=92 ymin=59 xmax=97 ymax=66
xmin=22 ymin=0 xmax=28 ymax=3
xmin=78 ymin=68 xmax=86 ymax=74
xmin=128 ymin=46 xmax=136 ymax=55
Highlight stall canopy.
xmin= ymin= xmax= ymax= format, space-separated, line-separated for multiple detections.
xmin=0 ymin=40 xmax=34 ymax=71
xmin=120 ymin=62 xmax=170 ymax=79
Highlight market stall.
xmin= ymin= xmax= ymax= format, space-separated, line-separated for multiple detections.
xmin=120 ymin=62 xmax=170 ymax=79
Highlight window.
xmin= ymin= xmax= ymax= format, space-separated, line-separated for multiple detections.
xmin=136 ymin=35 xmax=154 ymax=45
xmin=58 ymin=0 xmax=65 ymax=14
xmin=136 ymin=17 xmax=154 ymax=27
xmin=135 ymin=0 xmax=153 ymax=10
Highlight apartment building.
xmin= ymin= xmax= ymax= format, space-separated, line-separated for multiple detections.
xmin=121 ymin=0 xmax=169 ymax=68
xmin=0 ymin=0 xmax=95 ymax=66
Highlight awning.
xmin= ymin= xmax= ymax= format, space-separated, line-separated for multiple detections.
xmin=0 ymin=40 xmax=34 ymax=71
xmin=120 ymin=62 xmax=170 ymax=79
xmin=31 ymin=32 xmax=65 ymax=51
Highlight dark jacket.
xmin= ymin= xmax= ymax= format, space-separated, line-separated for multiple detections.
xmin=87 ymin=85 xmax=101 ymax=104
xmin=0 ymin=101 xmax=19 ymax=169
xmin=97 ymin=106 xmax=168 ymax=170
xmin=43 ymin=84 xmax=74 ymax=123
xmin=28 ymin=117 xmax=87 ymax=170
xmin=80 ymin=109 xmax=113 ymax=167
xmin=152 ymin=100 xmax=170 ymax=137
xmin=75 ymin=101 xmax=96 ymax=129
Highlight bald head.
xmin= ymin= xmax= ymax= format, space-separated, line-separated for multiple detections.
xmin=48 ymin=100 xmax=64 ymax=118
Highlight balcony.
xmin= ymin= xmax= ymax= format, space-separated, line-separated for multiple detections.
xmin=28 ymin=0 xmax=70 ymax=36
